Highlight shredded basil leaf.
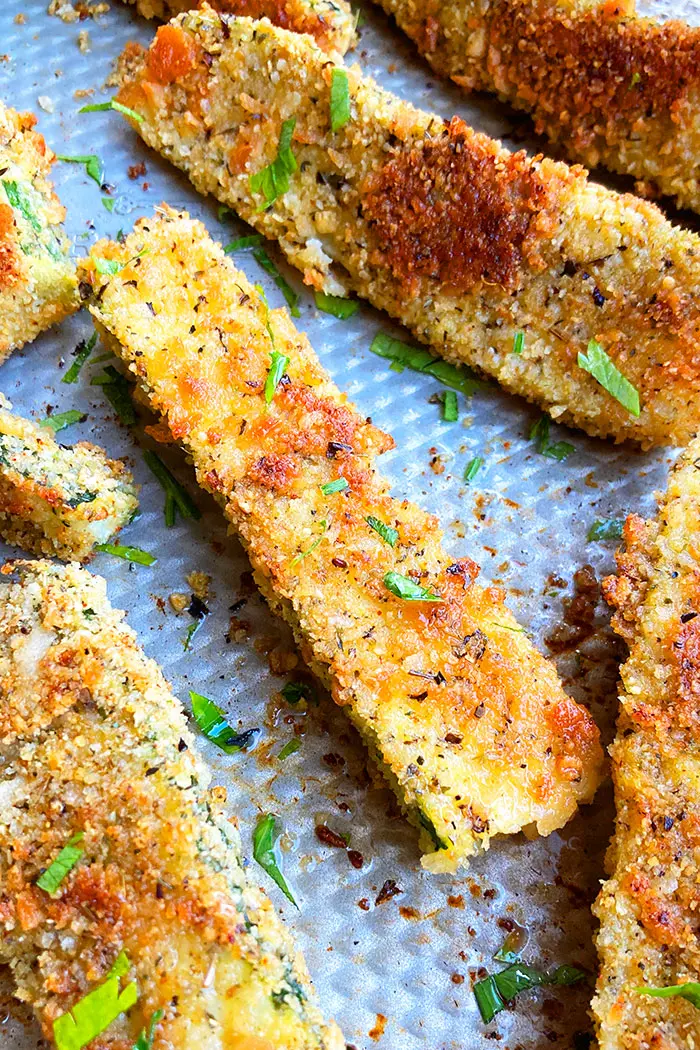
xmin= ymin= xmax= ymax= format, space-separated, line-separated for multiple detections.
xmin=53 ymin=951 xmax=138 ymax=1050
xmin=330 ymin=68 xmax=351 ymax=131
xmin=90 ymin=365 xmax=136 ymax=425
xmin=190 ymin=691 xmax=260 ymax=754
xmin=588 ymin=517 xmax=624 ymax=542
xmin=79 ymin=98 xmax=144 ymax=122
xmin=143 ymin=450 xmax=200 ymax=525
xmin=36 ymin=832 xmax=84 ymax=895
xmin=636 ymin=983 xmax=700 ymax=1010
xmin=224 ymin=234 xmax=264 ymax=253
xmin=102 ymin=196 xmax=115 ymax=213
xmin=464 ymin=456 xmax=483 ymax=483
xmin=63 ymin=332 xmax=97 ymax=384
xmin=370 ymin=332 xmax=480 ymax=395
xmin=252 ymin=246 xmax=300 ymax=316
xmin=529 ymin=416 xmax=575 ymax=461
xmin=56 ymin=154 xmax=104 ymax=186
xmin=3 ymin=179 xmax=41 ymax=232
xmin=278 ymin=738 xmax=302 ymax=760
xmin=512 ymin=331 xmax=525 ymax=355
xmin=384 ymin=571 xmax=441 ymax=601
xmin=578 ymin=339 xmax=640 ymax=416
xmin=366 ymin=515 xmax=398 ymax=546
xmin=39 ymin=410 xmax=86 ymax=433
xmin=442 ymin=390 xmax=458 ymax=422
xmin=320 ymin=477 xmax=349 ymax=495
xmin=314 ymin=291 xmax=359 ymax=319
xmin=474 ymin=963 xmax=586 ymax=1024
xmin=133 ymin=1009 xmax=164 ymax=1050
xmin=265 ymin=349 xmax=290 ymax=403
xmin=250 ymin=117 xmax=297 ymax=211
xmin=95 ymin=543 xmax=156 ymax=566
xmin=252 ymin=813 xmax=297 ymax=907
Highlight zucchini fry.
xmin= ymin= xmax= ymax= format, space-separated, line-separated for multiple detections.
xmin=78 ymin=206 xmax=603 ymax=872
xmin=123 ymin=0 xmax=356 ymax=54
xmin=115 ymin=7 xmax=700 ymax=448
xmin=0 ymin=103 xmax=76 ymax=362
xmin=593 ymin=449 xmax=700 ymax=1048
xmin=0 ymin=559 xmax=343 ymax=1050
xmin=374 ymin=0 xmax=700 ymax=215
xmin=0 ymin=395 xmax=138 ymax=561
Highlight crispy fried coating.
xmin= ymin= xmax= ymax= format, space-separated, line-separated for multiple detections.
xmin=0 ymin=103 xmax=76 ymax=362
xmin=0 ymin=559 xmax=343 ymax=1050
xmin=374 ymin=0 xmax=700 ymax=214
xmin=592 ymin=447 xmax=700 ymax=1048
xmin=123 ymin=0 xmax=356 ymax=54
xmin=77 ymin=206 xmax=603 ymax=872
xmin=0 ymin=396 xmax=138 ymax=561
xmin=114 ymin=8 xmax=700 ymax=447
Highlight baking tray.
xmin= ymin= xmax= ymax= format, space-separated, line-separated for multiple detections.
xmin=0 ymin=1 xmax=691 ymax=1046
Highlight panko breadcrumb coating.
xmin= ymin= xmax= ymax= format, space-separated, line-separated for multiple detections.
xmin=124 ymin=0 xmax=356 ymax=54
xmin=77 ymin=206 xmax=603 ymax=872
xmin=0 ymin=559 xmax=343 ymax=1050
xmin=374 ymin=0 xmax=700 ymax=214
xmin=593 ymin=446 xmax=700 ymax=1048
xmin=0 ymin=102 xmax=76 ymax=362
xmin=0 ymin=395 xmax=138 ymax=561
xmin=114 ymin=7 xmax=700 ymax=448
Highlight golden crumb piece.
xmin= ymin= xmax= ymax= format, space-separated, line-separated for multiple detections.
xmin=593 ymin=445 xmax=700 ymax=1047
xmin=78 ymin=205 xmax=603 ymax=872
xmin=113 ymin=8 xmax=700 ymax=448
xmin=0 ymin=559 xmax=343 ymax=1050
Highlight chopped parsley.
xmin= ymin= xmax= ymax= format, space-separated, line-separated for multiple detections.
xmin=370 ymin=332 xmax=480 ymax=395
xmin=366 ymin=515 xmax=398 ymax=547
xmin=441 ymin=389 xmax=458 ymax=422
xmin=265 ymin=349 xmax=290 ymax=403
xmin=95 ymin=543 xmax=156 ymax=566
xmin=474 ymin=962 xmax=586 ymax=1024
xmin=36 ymin=832 xmax=84 ymax=895
xmin=253 ymin=813 xmax=297 ymax=907
xmin=512 ymin=331 xmax=525 ymax=355
xmin=320 ymin=477 xmax=349 ymax=495
xmin=281 ymin=681 xmax=317 ymax=706
xmin=53 ymin=951 xmax=138 ymax=1050
xmin=383 ymin=571 xmax=441 ymax=601
xmin=250 ymin=117 xmax=297 ymax=211
xmin=189 ymin=691 xmax=260 ymax=754
xmin=56 ymin=154 xmax=103 ymax=186
xmin=143 ymin=450 xmax=200 ymax=527
xmin=587 ymin=518 xmax=624 ymax=542
xmin=330 ymin=68 xmax=351 ymax=131
xmin=3 ymin=180 xmax=41 ymax=232
xmin=90 ymin=365 xmax=136 ymax=425
xmin=314 ymin=291 xmax=359 ymax=319
xmin=39 ymin=410 xmax=86 ymax=433
xmin=133 ymin=1010 xmax=164 ymax=1050
xmin=464 ymin=456 xmax=483 ymax=483
xmin=529 ymin=415 xmax=575 ymax=461
xmin=636 ymin=983 xmax=700 ymax=1010
xmin=79 ymin=98 xmax=144 ymax=122
xmin=578 ymin=339 xmax=640 ymax=416
xmin=63 ymin=332 xmax=98 ymax=384
xmin=278 ymin=738 xmax=302 ymax=760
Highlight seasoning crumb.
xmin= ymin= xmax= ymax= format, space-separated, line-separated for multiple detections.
xmin=128 ymin=161 xmax=147 ymax=180
xmin=369 ymin=1013 xmax=387 ymax=1042
xmin=357 ymin=897 xmax=370 ymax=911
xmin=169 ymin=592 xmax=189 ymax=614
xmin=186 ymin=570 xmax=211 ymax=601
xmin=77 ymin=29 xmax=91 ymax=52
xmin=375 ymin=879 xmax=402 ymax=906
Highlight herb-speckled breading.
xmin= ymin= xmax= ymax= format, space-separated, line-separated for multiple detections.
xmin=593 ymin=447 xmax=700 ymax=1048
xmin=374 ymin=0 xmax=700 ymax=214
xmin=0 ymin=396 xmax=138 ymax=561
xmin=114 ymin=7 xmax=700 ymax=448
xmin=78 ymin=206 xmax=603 ymax=873
xmin=0 ymin=103 xmax=76 ymax=362
xmin=0 ymin=559 xmax=344 ymax=1050
xmin=124 ymin=0 xmax=356 ymax=54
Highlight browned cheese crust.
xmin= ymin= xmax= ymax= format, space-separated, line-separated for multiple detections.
xmin=115 ymin=8 xmax=700 ymax=447
xmin=374 ymin=0 xmax=700 ymax=213
xmin=593 ymin=446 xmax=700 ymax=1048
xmin=77 ymin=206 xmax=604 ymax=872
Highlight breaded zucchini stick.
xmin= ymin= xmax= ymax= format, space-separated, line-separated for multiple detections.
xmin=374 ymin=0 xmax=700 ymax=214
xmin=115 ymin=8 xmax=700 ymax=449
xmin=0 ymin=559 xmax=343 ymax=1050
xmin=123 ymin=0 xmax=356 ymax=54
xmin=0 ymin=103 xmax=76 ymax=362
xmin=0 ymin=396 xmax=138 ymax=561
xmin=592 ymin=448 xmax=700 ymax=1047
xmin=77 ymin=206 xmax=603 ymax=872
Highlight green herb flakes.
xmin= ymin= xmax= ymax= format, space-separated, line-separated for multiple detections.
xmin=441 ymin=389 xmax=458 ymax=422
xmin=281 ymin=681 xmax=317 ymax=706
xmin=133 ymin=1010 xmax=164 ymax=1050
xmin=330 ymin=68 xmax=351 ymax=131
xmin=383 ymin=571 xmax=441 ymax=602
xmin=314 ymin=291 xmax=359 ymax=319
xmin=95 ymin=543 xmax=156 ymax=566
xmin=53 ymin=951 xmax=138 ymax=1050
xmin=36 ymin=832 xmax=84 ymax=895
xmin=265 ymin=349 xmax=290 ymax=403
xmin=102 ymin=196 xmax=115 ymax=213
xmin=39 ymin=410 xmax=86 ymax=433
xmin=224 ymin=234 xmax=264 ymax=253
xmin=56 ymin=154 xmax=103 ymax=186
xmin=189 ymin=691 xmax=260 ymax=754
xmin=250 ymin=117 xmax=297 ymax=211
xmin=63 ymin=332 xmax=97 ymax=384
xmin=278 ymin=738 xmax=302 ymax=760
xmin=473 ymin=962 xmax=586 ymax=1024
xmin=636 ymin=983 xmax=700 ymax=1010
xmin=366 ymin=515 xmax=398 ymax=547
xmin=464 ymin=456 xmax=483 ymax=483
xmin=587 ymin=518 xmax=624 ymax=542
xmin=252 ymin=246 xmax=300 ymax=316
xmin=578 ymin=339 xmax=641 ymax=416
xmin=529 ymin=416 xmax=575 ymax=461
xmin=252 ymin=813 xmax=297 ymax=907
xmin=512 ymin=331 xmax=525 ymax=355
xmin=3 ymin=180 xmax=41 ymax=232
xmin=79 ymin=98 xmax=144 ymax=122
xmin=370 ymin=332 xmax=480 ymax=395
xmin=320 ymin=477 xmax=349 ymax=495
xmin=143 ymin=450 xmax=200 ymax=526
xmin=90 ymin=365 xmax=136 ymax=425
xmin=292 ymin=519 xmax=327 ymax=565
